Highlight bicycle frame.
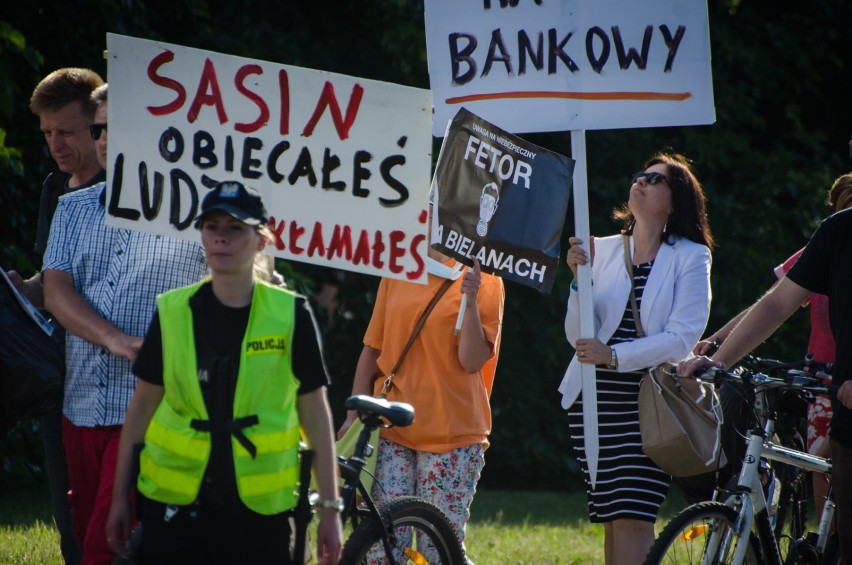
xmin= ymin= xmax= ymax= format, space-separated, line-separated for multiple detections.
xmin=338 ymin=419 xmax=381 ymax=520
xmin=337 ymin=418 xmax=400 ymax=559
xmin=296 ymin=398 xmax=407 ymax=563
xmin=759 ymin=431 xmax=834 ymax=554
xmin=709 ymin=411 xmax=833 ymax=565
xmin=316 ymin=395 xmax=466 ymax=564
xmin=335 ymin=395 xmax=420 ymax=563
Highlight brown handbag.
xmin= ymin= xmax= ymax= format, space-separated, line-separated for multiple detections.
xmin=639 ymin=363 xmax=727 ymax=477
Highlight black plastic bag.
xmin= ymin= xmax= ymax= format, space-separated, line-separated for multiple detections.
xmin=0 ymin=273 xmax=63 ymax=434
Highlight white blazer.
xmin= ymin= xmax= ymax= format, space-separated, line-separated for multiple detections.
xmin=558 ymin=233 xmax=712 ymax=409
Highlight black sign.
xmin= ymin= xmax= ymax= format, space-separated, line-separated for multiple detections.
xmin=431 ymin=107 xmax=574 ymax=292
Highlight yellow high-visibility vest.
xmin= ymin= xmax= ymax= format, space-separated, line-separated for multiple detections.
xmin=138 ymin=280 xmax=301 ymax=515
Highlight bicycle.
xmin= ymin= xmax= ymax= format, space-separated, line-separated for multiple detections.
xmin=297 ymin=394 xmax=466 ymax=564
xmin=644 ymin=365 xmax=839 ymax=565
xmin=673 ymin=354 xmax=818 ymax=519
xmin=736 ymin=355 xmax=833 ymax=551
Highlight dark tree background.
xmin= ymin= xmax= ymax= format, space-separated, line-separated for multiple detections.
xmin=2 ymin=1 xmax=851 ymax=490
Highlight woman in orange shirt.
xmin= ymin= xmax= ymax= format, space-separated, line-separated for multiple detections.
xmin=339 ymin=245 xmax=504 ymax=561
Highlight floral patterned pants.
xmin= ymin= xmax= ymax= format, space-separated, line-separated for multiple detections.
xmin=370 ymin=438 xmax=484 ymax=557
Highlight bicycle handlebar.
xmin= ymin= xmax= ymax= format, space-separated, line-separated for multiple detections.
xmin=674 ymin=364 xmax=839 ymax=398
xmin=741 ymin=353 xmax=833 ymax=376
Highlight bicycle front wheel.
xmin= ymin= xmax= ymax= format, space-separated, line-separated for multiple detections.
xmin=341 ymin=496 xmax=465 ymax=564
xmin=773 ymin=463 xmax=808 ymax=559
xmin=645 ymin=501 xmax=764 ymax=565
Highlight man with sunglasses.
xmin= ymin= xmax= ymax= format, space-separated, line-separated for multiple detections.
xmin=6 ymin=67 xmax=106 ymax=565
xmin=11 ymin=68 xmax=106 ymax=304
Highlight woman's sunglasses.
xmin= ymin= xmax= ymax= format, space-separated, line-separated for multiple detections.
xmin=90 ymin=123 xmax=107 ymax=140
xmin=631 ymin=171 xmax=667 ymax=185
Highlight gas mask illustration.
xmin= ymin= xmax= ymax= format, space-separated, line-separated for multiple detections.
xmin=476 ymin=182 xmax=500 ymax=237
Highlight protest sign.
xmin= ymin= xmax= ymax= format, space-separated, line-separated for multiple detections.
xmin=106 ymin=33 xmax=433 ymax=282
xmin=425 ymin=0 xmax=714 ymax=136
xmin=431 ymin=107 xmax=574 ymax=293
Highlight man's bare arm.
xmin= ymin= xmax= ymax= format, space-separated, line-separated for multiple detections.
xmin=43 ymin=269 xmax=142 ymax=362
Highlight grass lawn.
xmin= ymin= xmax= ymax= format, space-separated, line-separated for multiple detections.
xmin=0 ymin=485 xmax=688 ymax=564
xmin=466 ymin=486 xmax=687 ymax=564
xmin=0 ymin=486 xmax=62 ymax=565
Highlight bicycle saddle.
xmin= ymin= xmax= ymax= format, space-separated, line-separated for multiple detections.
xmin=345 ymin=395 xmax=415 ymax=428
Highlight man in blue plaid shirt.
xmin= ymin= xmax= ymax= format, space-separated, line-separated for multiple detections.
xmin=41 ymin=83 xmax=208 ymax=565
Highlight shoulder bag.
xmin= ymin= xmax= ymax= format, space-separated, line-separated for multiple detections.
xmin=638 ymin=363 xmax=726 ymax=477
xmin=622 ymin=237 xmax=726 ymax=477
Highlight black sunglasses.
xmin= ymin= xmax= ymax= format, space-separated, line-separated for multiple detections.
xmin=631 ymin=171 xmax=668 ymax=185
xmin=89 ymin=123 xmax=107 ymax=140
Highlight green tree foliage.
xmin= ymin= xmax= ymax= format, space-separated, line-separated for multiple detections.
xmin=1 ymin=1 xmax=850 ymax=490
xmin=0 ymin=21 xmax=43 ymax=272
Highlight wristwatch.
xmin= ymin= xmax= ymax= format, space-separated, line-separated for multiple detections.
xmin=319 ymin=498 xmax=344 ymax=512
xmin=608 ymin=347 xmax=618 ymax=370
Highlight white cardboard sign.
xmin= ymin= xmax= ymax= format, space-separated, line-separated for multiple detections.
xmin=425 ymin=0 xmax=714 ymax=136
xmin=106 ymin=33 xmax=433 ymax=283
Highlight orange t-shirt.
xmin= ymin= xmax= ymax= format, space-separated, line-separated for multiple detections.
xmin=364 ymin=270 xmax=504 ymax=453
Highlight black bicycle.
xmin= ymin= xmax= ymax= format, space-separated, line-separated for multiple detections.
xmin=296 ymin=395 xmax=466 ymax=564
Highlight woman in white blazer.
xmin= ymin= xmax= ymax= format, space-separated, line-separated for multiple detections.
xmin=560 ymin=152 xmax=714 ymax=565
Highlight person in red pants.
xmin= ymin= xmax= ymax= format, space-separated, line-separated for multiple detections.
xmin=41 ymin=83 xmax=207 ymax=565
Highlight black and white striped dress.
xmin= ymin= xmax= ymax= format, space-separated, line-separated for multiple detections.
xmin=567 ymin=260 xmax=671 ymax=523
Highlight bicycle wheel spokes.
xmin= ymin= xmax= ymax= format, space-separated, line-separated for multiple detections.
xmin=669 ymin=512 xmax=735 ymax=563
xmin=342 ymin=496 xmax=465 ymax=565
xmin=381 ymin=521 xmax=440 ymax=564
xmin=645 ymin=502 xmax=762 ymax=565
